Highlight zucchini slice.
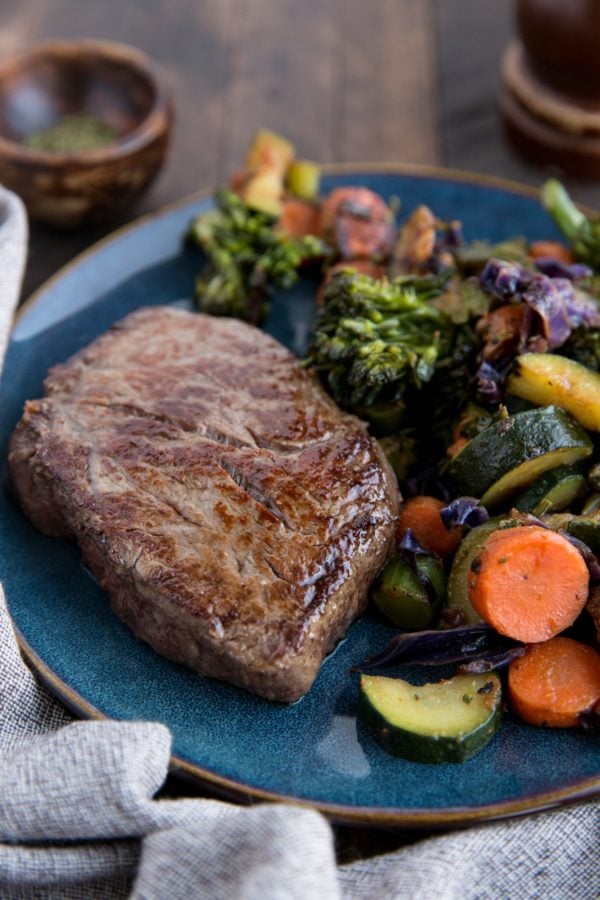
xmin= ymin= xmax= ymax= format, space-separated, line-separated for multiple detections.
xmin=508 ymin=353 xmax=600 ymax=432
xmin=359 ymin=672 xmax=502 ymax=764
xmin=582 ymin=492 xmax=600 ymax=516
xmin=446 ymin=522 xmax=504 ymax=624
xmin=372 ymin=554 xmax=446 ymax=630
xmin=514 ymin=464 xmax=586 ymax=516
xmin=448 ymin=406 xmax=593 ymax=510
xmin=542 ymin=514 xmax=600 ymax=554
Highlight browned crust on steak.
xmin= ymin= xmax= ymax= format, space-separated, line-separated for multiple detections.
xmin=8 ymin=307 xmax=399 ymax=701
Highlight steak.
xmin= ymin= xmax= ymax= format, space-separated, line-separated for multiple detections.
xmin=8 ymin=307 xmax=399 ymax=701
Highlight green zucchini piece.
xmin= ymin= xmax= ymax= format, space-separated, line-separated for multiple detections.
xmin=508 ymin=353 xmax=600 ymax=432
xmin=359 ymin=672 xmax=502 ymax=764
xmin=372 ymin=554 xmax=446 ymax=630
xmin=582 ymin=492 xmax=600 ymax=516
xmin=446 ymin=522 xmax=501 ymax=624
xmin=514 ymin=464 xmax=586 ymax=515
xmin=542 ymin=514 xmax=600 ymax=553
xmin=286 ymin=160 xmax=320 ymax=200
xmin=448 ymin=406 xmax=593 ymax=510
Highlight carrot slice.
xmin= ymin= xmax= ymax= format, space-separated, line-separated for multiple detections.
xmin=397 ymin=496 xmax=462 ymax=558
xmin=468 ymin=525 xmax=589 ymax=642
xmin=529 ymin=241 xmax=574 ymax=264
xmin=508 ymin=636 xmax=600 ymax=727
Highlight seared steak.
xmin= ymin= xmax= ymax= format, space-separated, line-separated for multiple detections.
xmin=8 ymin=307 xmax=399 ymax=701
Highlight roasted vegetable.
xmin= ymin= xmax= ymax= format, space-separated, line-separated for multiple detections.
xmin=514 ymin=464 xmax=587 ymax=515
xmin=468 ymin=525 xmax=590 ymax=643
xmin=453 ymin=237 xmax=528 ymax=273
xmin=509 ymin=637 xmax=600 ymax=728
xmin=359 ymin=671 xmax=503 ymax=763
xmin=390 ymin=204 xmax=437 ymax=274
xmin=190 ymin=190 xmax=325 ymax=323
xmin=305 ymin=270 xmax=451 ymax=430
xmin=446 ymin=522 xmax=507 ymax=625
xmin=286 ymin=160 xmax=320 ymax=200
xmin=244 ymin=128 xmax=294 ymax=174
xmin=320 ymin=187 xmax=395 ymax=261
xmin=398 ymin=495 xmax=464 ymax=558
xmin=541 ymin=178 xmax=600 ymax=269
xmin=372 ymin=553 xmax=446 ymax=630
xmin=479 ymin=258 xmax=600 ymax=354
xmin=421 ymin=323 xmax=481 ymax=449
xmin=508 ymin=352 xmax=600 ymax=431
xmin=448 ymin=406 xmax=593 ymax=509
xmin=542 ymin=514 xmax=600 ymax=554
xmin=356 ymin=623 xmax=523 ymax=670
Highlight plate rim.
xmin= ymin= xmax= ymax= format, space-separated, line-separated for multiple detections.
xmin=9 ymin=162 xmax=600 ymax=828
xmin=17 ymin=633 xmax=600 ymax=827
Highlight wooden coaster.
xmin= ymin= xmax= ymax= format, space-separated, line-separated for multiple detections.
xmin=500 ymin=40 xmax=600 ymax=177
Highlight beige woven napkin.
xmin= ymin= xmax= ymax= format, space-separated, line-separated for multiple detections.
xmin=0 ymin=184 xmax=598 ymax=899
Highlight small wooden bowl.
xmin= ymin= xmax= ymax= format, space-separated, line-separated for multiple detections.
xmin=0 ymin=40 xmax=173 ymax=227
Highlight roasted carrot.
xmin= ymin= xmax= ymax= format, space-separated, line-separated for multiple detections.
xmin=508 ymin=636 xmax=600 ymax=727
xmin=277 ymin=198 xmax=322 ymax=238
xmin=529 ymin=240 xmax=574 ymax=264
xmin=397 ymin=496 xmax=463 ymax=558
xmin=468 ymin=525 xmax=589 ymax=642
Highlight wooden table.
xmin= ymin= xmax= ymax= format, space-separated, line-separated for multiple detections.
xmin=2 ymin=0 xmax=598 ymax=858
xmin=4 ymin=0 xmax=600 ymax=298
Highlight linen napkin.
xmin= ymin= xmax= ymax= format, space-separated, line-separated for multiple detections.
xmin=0 ymin=184 xmax=598 ymax=900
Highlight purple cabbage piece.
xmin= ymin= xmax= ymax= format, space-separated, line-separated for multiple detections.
xmin=521 ymin=275 xmax=573 ymax=349
xmin=479 ymin=257 xmax=600 ymax=351
xmin=441 ymin=220 xmax=464 ymax=250
xmin=354 ymin=624 xmax=525 ymax=671
xmin=475 ymin=360 xmax=505 ymax=403
xmin=534 ymin=257 xmax=592 ymax=281
xmin=564 ymin=288 xmax=600 ymax=330
xmin=396 ymin=528 xmax=440 ymax=605
xmin=397 ymin=528 xmax=429 ymax=556
xmin=440 ymin=497 xmax=489 ymax=531
xmin=480 ymin=259 xmax=529 ymax=299
xmin=457 ymin=645 xmax=526 ymax=673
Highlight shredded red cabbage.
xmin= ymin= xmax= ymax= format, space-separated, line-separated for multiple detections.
xmin=534 ymin=257 xmax=592 ymax=280
xmin=440 ymin=497 xmax=489 ymax=531
xmin=354 ymin=624 xmax=524 ymax=671
xmin=479 ymin=258 xmax=600 ymax=351
xmin=475 ymin=359 xmax=505 ymax=403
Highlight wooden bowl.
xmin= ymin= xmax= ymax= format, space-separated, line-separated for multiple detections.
xmin=0 ymin=40 xmax=173 ymax=227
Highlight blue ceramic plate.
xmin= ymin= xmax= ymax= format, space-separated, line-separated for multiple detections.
xmin=2 ymin=166 xmax=599 ymax=828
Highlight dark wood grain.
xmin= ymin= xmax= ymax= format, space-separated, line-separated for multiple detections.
xmin=434 ymin=0 xmax=600 ymax=209
xmin=0 ymin=0 xmax=440 ymax=296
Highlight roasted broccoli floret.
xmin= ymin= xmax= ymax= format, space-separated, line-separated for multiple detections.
xmin=541 ymin=179 xmax=600 ymax=269
xmin=305 ymin=270 xmax=452 ymax=431
xmin=189 ymin=190 xmax=326 ymax=324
